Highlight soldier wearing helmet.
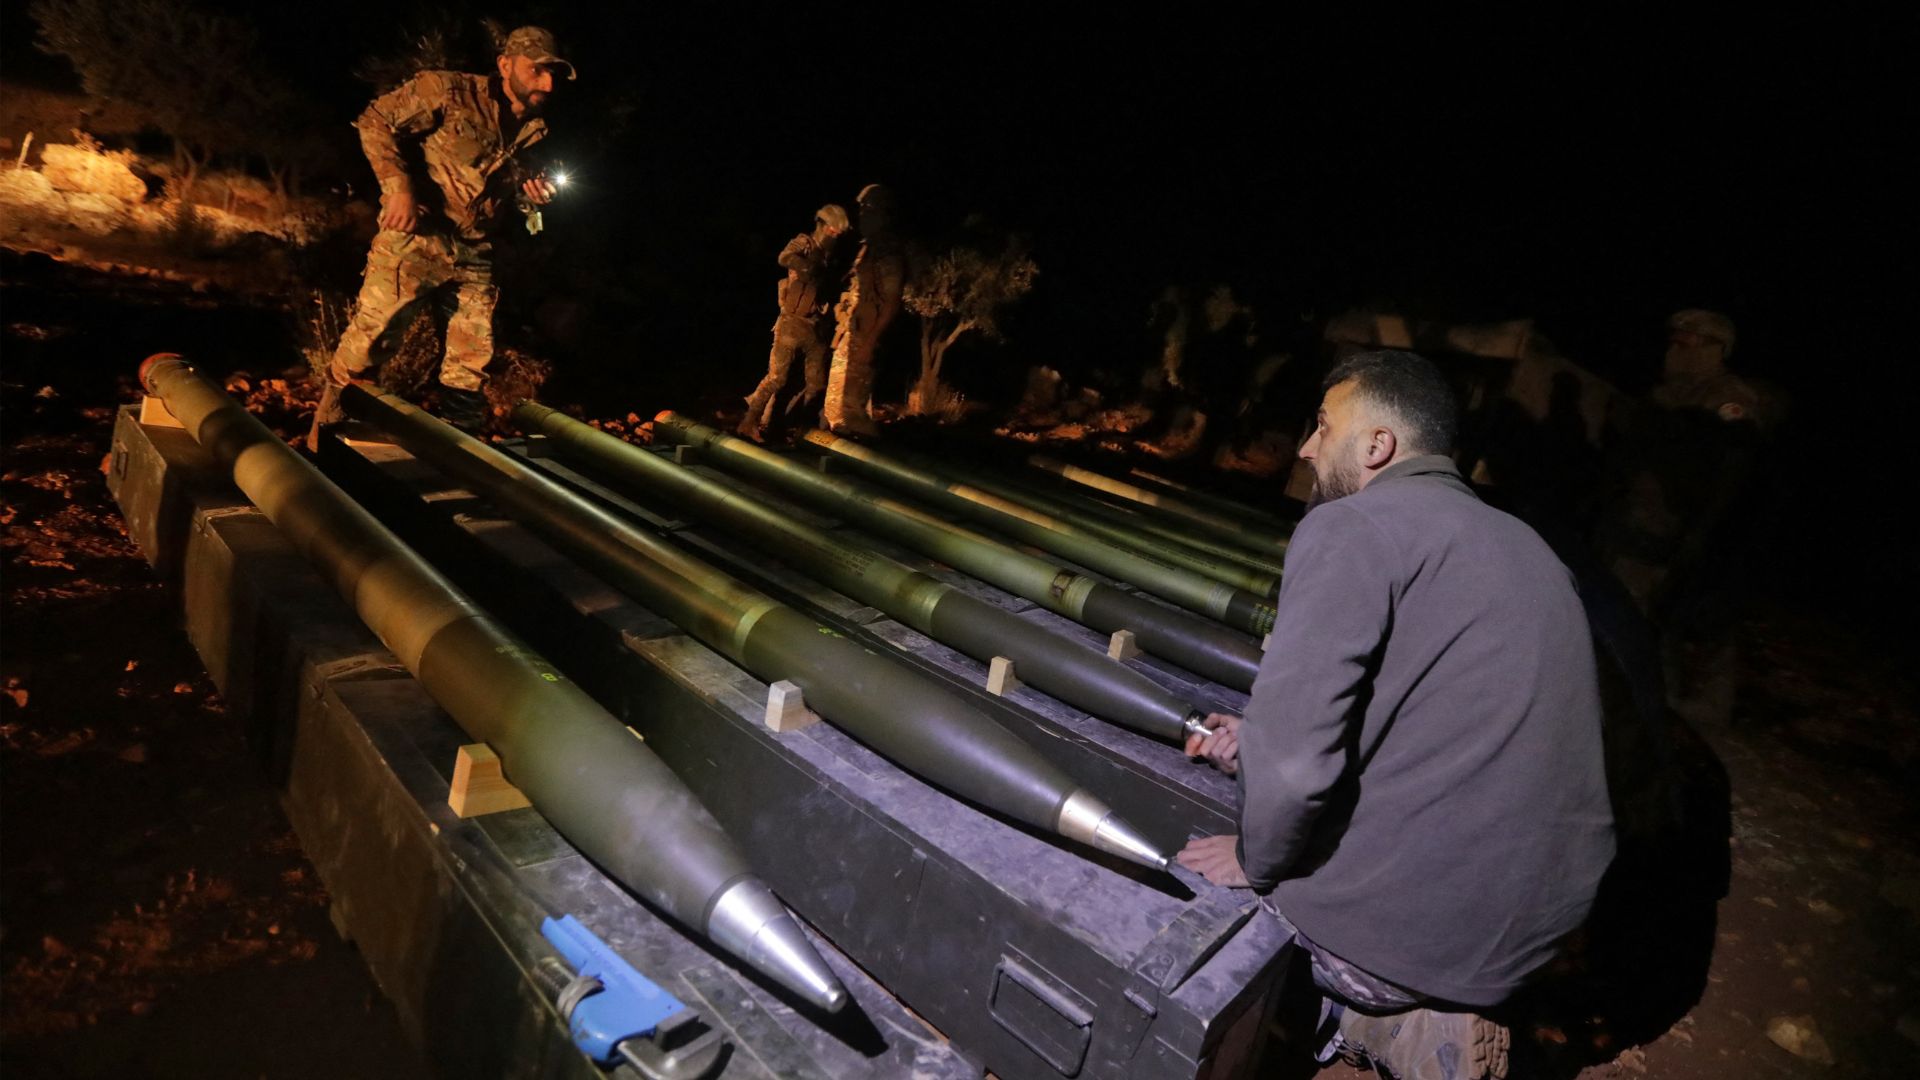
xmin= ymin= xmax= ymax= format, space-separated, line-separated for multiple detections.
xmin=822 ymin=183 xmax=908 ymax=436
xmin=736 ymin=204 xmax=852 ymax=440
xmin=1654 ymin=308 xmax=1760 ymax=423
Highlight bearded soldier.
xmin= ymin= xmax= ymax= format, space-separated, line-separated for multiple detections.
xmin=309 ymin=26 xmax=574 ymax=450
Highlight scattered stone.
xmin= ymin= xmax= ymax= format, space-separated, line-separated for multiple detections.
xmin=1805 ymin=898 xmax=1845 ymax=923
xmin=129 ymin=1000 xmax=152 ymax=1017
xmin=1614 ymin=1046 xmax=1647 ymax=1073
xmin=117 ymin=743 xmax=146 ymax=764
xmin=1766 ymin=1015 xmax=1834 ymax=1066
xmin=1754 ymin=896 xmax=1777 ymax=908
xmin=1792 ymin=977 xmax=1811 ymax=993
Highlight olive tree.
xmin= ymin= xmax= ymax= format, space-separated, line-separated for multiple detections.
xmin=902 ymin=225 xmax=1038 ymax=418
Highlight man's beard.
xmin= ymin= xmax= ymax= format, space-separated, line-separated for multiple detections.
xmin=1310 ymin=445 xmax=1364 ymax=504
xmin=509 ymin=73 xmax=546 ymax=113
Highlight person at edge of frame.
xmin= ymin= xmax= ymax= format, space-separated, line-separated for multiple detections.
xmin=1177 ymin=349 xmax=1616 ymax=1080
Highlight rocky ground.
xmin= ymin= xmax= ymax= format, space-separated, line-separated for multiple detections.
xmin=3 ymin=254 xmax=1916 ymax=1078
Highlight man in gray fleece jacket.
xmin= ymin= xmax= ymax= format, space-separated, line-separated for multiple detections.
xmin=1177 ymin=350 xmax=1615 ymax=1080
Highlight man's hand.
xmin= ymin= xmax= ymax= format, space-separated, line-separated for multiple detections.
xmin=378 ymin=191 xmax=423 ymax=233
xmin=521 ymin=177 xmax=556 ymax=205
xmin=1176 ymin=834 xmax=1252 ymax=887
xmin=1184 ymin=713 xmax=1242 ymax=775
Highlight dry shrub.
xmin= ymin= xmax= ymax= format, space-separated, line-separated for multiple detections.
xmin=906 ymin=373 xmax=970 ymax=424
xmin=297 ymin=288 xmax=350 ymax=379
xmin=165 ymin=198 xmax=220 ymax=257
xmin=198 ymin=172 xmax=277 ymax=221
xmin=40 ymin=141 xmax=146 ymax=203
xmin=377 ymin=311 xmax=443 ymax=398
xmin=485 ymin=347 xmax=552 ymax=418
xmin=1010 ymin=365 xmax=1065 ymax=425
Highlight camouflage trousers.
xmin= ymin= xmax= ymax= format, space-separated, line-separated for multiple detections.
xmin=821 ymin=294 xmax=898 ymax=430
xmin=329 ymin=230 xmax=498 ymax=393
xmin=741 ymin=314 xmax=829 ymax=432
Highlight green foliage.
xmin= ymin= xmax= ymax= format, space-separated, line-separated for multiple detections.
xmin=902 ymin=225 xmax=1038 ymax=417
xmin=903 ymin=236 xmax=1039 ymax=348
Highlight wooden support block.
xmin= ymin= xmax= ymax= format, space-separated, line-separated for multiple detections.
xmin=673 ymin=444 xmax=697 ymax=465
xmin=448 ymin=743 xmax=531 ymax=818
xmin=1107 ymin=630 xmax=1142 ymax=662
xmin=987 ymin=656 xmax=1022 ymax=696
xmin=524 ymin=434 xmax=550 ymax=459
xmin=764 ymin=679 xmax=821 ymax=732
xmin=139 ymin=395 xmax=184 ymax=429
xmin=814 ymin=455 xmax=836 ymax=473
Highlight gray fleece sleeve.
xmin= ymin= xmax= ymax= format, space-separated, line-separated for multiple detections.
xmin=1235 ymin=503 xmax=1396 ymax=890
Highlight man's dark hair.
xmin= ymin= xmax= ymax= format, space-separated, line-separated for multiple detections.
xmin=1323 ymin=349 xmax=1459 ymax=455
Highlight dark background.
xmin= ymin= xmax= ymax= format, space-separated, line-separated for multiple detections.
xmin=4 ymin=6 xmax=1912 ymax=625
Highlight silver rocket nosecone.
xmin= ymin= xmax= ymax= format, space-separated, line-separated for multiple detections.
xmin=1055 ymin=790 xmax=1173 ymax=871
xmin=706 ymin=878 xmax=849 ymax=1013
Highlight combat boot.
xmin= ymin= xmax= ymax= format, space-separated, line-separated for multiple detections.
xmin=306 ymin=380 xmax=347 ymax=453
xmin=1332 ymin=1003 xmax=1510 ymax=1080
xmin=826 ymin=411 xmax=880 ymax=438
xmin=436 ymin=386 xmax=489 ymax=433
xmin=736 ymin=393 xmax=771 ymax=441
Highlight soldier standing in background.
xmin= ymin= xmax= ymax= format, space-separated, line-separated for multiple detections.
xmin=736 ymin=204 xmax=850 ymax=440
xmin=1597 ymin=308 xmax=1774 ymax=614
xmin=1651 ymin=309 xmax=1763 ymax=422
xmin=1595 ymin=309 xmax=1781 ymax=721
xmin=309 ymin=26 xmax=573 ymax=451
xmin=821 ymin=183 xmax=906 ymax=436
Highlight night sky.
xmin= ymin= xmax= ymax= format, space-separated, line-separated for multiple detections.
xmin=3 ymin=6 xmax=1912 ymax=614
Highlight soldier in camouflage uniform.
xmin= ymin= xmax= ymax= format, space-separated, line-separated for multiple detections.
xmin=736 ymin=204 xmax=850 ymax=440
xmin=309 ymin=26 xmax=574 ymax=450
xmin=1597 ymin=308 xmax=1775 ymax=613
xmin=821 ymin=183 xmax=907 ymax=436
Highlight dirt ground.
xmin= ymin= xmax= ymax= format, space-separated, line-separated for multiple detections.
xmin=3 ymin=253 xmax=1916 ymax=1078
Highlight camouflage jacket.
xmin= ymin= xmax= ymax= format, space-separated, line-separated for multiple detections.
xmin=776 ymin=233 xmax=834 ymax=317
xmin=356 ymin=70 xmax=548 ymax=241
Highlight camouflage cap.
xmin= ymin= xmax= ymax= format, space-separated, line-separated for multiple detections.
xmin=502 ymin=26 xmax=577 ymax=80
xmin=1667 ymin=308 xmax=1736 ymax=355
